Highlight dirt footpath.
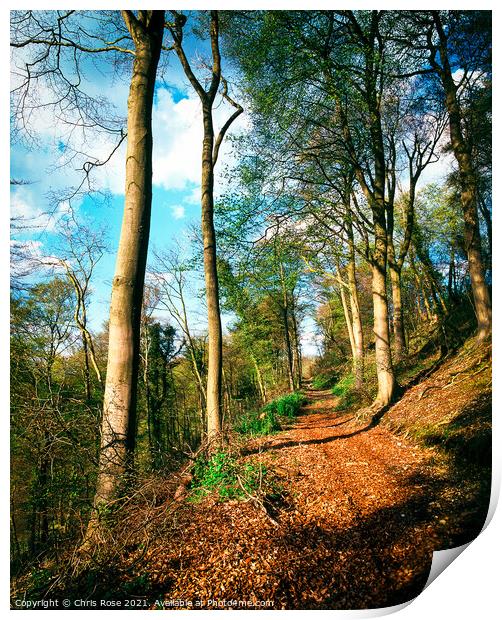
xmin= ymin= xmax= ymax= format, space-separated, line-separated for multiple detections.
xmin=144 ymin=390 xmax=489 ymax=609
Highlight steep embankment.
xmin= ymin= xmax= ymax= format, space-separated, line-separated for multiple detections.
xmin=386 ymin=339 xmax=491 ymax=469
xmin=46 ymin=341 xmax=490 ymax=610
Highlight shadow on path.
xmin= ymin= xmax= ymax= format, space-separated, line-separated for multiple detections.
xmin=244 ymin=407 xmax=387 ymax=456
xmin=267 ymin=465 xmax=490 ymax=609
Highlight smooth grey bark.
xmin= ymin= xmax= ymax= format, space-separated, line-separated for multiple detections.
xmin=332 ymin=12 xmax=396 ymax=408
xmin=168 ymin=11 xmax=243 ymax=443
xmin=345 ymin=215 xmax=365 ymax=389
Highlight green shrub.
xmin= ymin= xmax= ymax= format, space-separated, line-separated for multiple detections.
xmin=335 ymin=390 xmax=358 ymax=411
xmin=235 ymin=407 xmax=281 ymax=436
xmin=332 ymin=374 xmax=359 ymax=411
xmin=311 ymin=373 xmax=337 ymax=389
xmin=191 ymin=451 xmax=266 ymax=501
xmin=262 ymin=392 xmax=305 ymax=420
xmin=274 ymin=392 xmax=306 ymax=418
xmin=332 ymin=374 xmax=354 ymax=397
xmin=236 ymin=392 xmax=305 ymax=436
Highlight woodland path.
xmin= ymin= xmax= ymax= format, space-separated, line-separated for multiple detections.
xmin=135 ymin=389 xmax=487 ymax=610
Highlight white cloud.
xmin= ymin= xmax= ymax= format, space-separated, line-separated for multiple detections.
xmin=171 ymin=204 xmax=185 ymax=220
xmin=152 ymin=87 xmax=247 ymax=192
xmin=152 ymin=90 xmax=202 ymax=190
xmin=10 ymin=190 xmax=73 ymax=233
xmin=10 ymin=237 xmax=64 ymax=282
xmin=10 ymin=74 xmax=249 ymax=288
xmin=184 ymin=185 xmax=201 ymax=205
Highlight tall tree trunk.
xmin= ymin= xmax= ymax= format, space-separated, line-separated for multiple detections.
xmin=252 ymin=355 xmax=266 ymax=404
xmin=477 ymin=191 xmax=492 ymax=259
xmin=201 ymin=103 xmax=223 ymax=441
xmin=367 ymin=114 xmax=396 ymax=407
xmin=346 ymin=219 xmax=365 ymax=389
xmin=279 ymin=261 xmax=295 ymax=392
xmin=447 ymin=246 xmax=455 ymax=302
xmin=169 ymin=11 xmax=242 ymax=444
xmin=334 ymin=31 xmax=396 ymax=408
xmin=365 ymin=13 xmax=396 ymax=408
xmin=290 ymin=293 xmax=302 ymax=389
xmin=82 ymin=335 xmax=92 ymax=402
xmin=372 ymin=221 xmax=396 ymax=408
xmin=433 ymin=12 xmax=491 ymax=340
xmin=447 ymin=114 xmax=491 ymax=337
xmin=91 ymin=12 xmax=164 ymax=511
xmin=282 ymin=305 xmax=295 ymax=392
xmin=337 ymin=273 xmax=357 ymax=363
xmin=389 ymin=263 xmax=406 ymax=362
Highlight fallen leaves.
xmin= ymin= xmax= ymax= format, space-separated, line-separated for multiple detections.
xmin=113 ymin=374 xmax=491 ymax=610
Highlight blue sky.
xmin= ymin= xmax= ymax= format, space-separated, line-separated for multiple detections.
xmin=5 ymin=8 xmax=500 ymax=613
xmin=10 ymin=12 xmax=248 ymax=338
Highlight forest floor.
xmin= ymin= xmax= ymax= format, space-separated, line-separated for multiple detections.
xmin=107 ymin=340 xmax=491 ymax=610
xmin=23 ymin=340 xmax=490 ymax=610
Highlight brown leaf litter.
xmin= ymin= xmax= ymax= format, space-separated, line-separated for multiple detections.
xmin=120 ymin=351 xmax=490 ymax=610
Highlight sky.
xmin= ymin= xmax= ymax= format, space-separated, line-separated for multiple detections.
xmin=10 ymin=11 xmax=252 ymax=344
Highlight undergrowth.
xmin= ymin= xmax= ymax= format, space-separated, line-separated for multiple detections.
xmin=264 ymin=392 xmax=306 ymax=419
xmin=235 ymin=392 xmax=306 ymax=436
xmin=190 ymin=451 xmax=266 ymax=501
xmin=235 ymin=407 xmax=281 ymax=436
xmin=311 ymin=372 xmax=338 ymax=389
xmin=332 ymin=374 xmax=358 ymax=410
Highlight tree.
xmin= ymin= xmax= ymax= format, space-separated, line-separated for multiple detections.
xmin=139 ymin=314 xmax=178 ymax=470
xmin=10 ymin=278 xmax=88 ymax=558
xmin=151 ymin=249 xmax=208 ymax=432
xmin=386 ymin=110 xmax=446 ymax=361
xmin=410 ymin=10 xmax=492 ymax=340
xmin=93 ymin=10 xmax=165 ymax=512
xmin=11 ymin=8 xmax=166 ymax=528
xmin=310 ymin=10 xmax=398 ymax=407
xmin=217 ymin=206 xmax=307 ymax=395
xmin=54 ymin=218 xmax=106 ymax=401
xmin=223 ymin=11 xmax=401 ymax=406
xmin=165 ymin=11 xmax=243 ymax=443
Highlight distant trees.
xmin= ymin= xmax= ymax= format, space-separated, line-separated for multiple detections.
xmin=389 ymin=10 xmax=492 ymax=339
xmin=150 ymin=250 xmax=208 ymax=431
xmin=427 ymin=11 xmax=492 ymax=340
xmin=11 ymin=278 xmax=99 ymax=561
xmin=218 ymin=223 xmax=307 ymax=398
xmin=55 ymin=218 xmax=106 ymax=401
xmin=139 ymin=317 xmax=178 ymax=470
xmin=222 ymin=9 xmax=490 ymax=406
xmin=222 ymin=12 xmax=390 ymax=406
